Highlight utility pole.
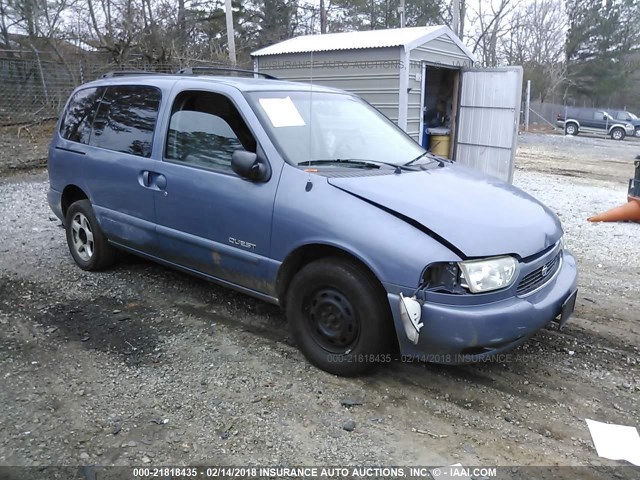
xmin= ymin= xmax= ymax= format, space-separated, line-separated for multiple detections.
xmin=398 ymin=0 xmax=405 ymax=28
xmin=225 ymin=0 xmax=237 ymax=66
xmin=452 ymin=0 xmax=459 ymax=36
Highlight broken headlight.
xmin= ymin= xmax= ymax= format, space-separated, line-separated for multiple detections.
xmin=458 ymin=256 xmax=518 ymax=293
xmin=421 ymin=262 xmax=468 ymax=294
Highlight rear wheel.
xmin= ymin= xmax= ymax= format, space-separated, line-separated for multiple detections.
xmin=564 ymin=123 xmax=578 ymax=136
xmin=285 ymin=257 xmax=393 ymax=376
xmin=65 ymin=200 xmax=116 ymax=271
xmin=610 ymin=127 xmax=625 ymax=140
xmin=635 ymin=127 xmax=640 ymax=138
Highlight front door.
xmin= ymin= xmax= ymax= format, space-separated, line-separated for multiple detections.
xmin=152 ymin=89 xmax=279 ymax=294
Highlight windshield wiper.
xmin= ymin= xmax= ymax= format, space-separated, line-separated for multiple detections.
xmin=404 ymin=151 xmax=447 ymax=167
xmin=299 ymin=158 xmax=410 ymax=173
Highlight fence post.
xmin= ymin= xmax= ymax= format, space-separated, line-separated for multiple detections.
xmin=30 ymin=44 xmax=50 ymax=104
xmin=525 ymin=80 xmax=531 ymax=132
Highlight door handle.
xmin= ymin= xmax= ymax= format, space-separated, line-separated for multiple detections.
xmin=155 ymin=174 xmax=167 ymax=190
xmin=140 ymin=170 xmax=151 ymax=188
xmin=140 ymin=171 xmax=167 ymax=191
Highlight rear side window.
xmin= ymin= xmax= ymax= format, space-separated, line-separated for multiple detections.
xmin=59 ymin=87 xmax=103 ymax=144
xmin=90 ymin=86 xmax=161 ymax=158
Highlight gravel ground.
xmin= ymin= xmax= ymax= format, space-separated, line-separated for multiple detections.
xmin=516 ymin=131 xmax=639 ymax=184
xmin=0 ymin=132 xmax=639 ymax=474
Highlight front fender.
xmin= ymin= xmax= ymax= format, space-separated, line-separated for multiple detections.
xmin=269 ymin=166 xmax=460 ymax=290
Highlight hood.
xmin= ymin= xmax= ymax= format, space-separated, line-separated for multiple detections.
xmin=327 ymin=164 xmax=562 ymax=259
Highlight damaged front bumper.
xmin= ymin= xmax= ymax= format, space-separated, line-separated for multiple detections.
xmin=387 ymin=250 xmax=578 ymax=364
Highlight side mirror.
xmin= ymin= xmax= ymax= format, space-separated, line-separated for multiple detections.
xmin=231 ymin=150 xmax=270 ymax=182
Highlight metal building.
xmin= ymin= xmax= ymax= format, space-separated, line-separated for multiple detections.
xmin=252 ymin=26 xmax=523 ymax=182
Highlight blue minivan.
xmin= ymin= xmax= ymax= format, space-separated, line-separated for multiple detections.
xmin=48 ymin=70 xmax=578 ymax=376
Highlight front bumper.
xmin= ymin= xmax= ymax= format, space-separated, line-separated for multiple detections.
xmin=387 ymin=250 xmax=578 ymax=363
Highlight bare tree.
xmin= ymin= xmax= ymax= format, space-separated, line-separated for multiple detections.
xmin=467 ymin=0 xmax=521 ymax=66
xmin=502 ymin=0 xmax=566 ymax=101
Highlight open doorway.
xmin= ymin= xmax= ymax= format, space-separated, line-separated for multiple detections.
xmin=419 ymin=65 xmax=460 ymax=159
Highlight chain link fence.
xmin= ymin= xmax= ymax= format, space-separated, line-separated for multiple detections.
xmin=524 ymin=99 xmax=640 ymax=131
xmin=0 ymin=51 xmax=247 ymax=125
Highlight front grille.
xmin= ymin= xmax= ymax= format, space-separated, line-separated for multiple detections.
xmin=516 ymin=252 xmax=562 ymax=296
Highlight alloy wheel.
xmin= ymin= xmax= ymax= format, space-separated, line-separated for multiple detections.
xmin=70 ymin=212 xmax=94 ymax=261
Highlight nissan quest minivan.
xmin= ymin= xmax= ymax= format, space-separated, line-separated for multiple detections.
xmin=47 ymin=70 xmax=578 ymax=376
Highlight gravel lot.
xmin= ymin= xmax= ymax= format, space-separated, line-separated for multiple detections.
xmin=0 ymin=129 xmax=639 ymax=473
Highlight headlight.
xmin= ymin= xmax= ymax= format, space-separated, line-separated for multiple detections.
xmin=458 ymin=256 xmax=518 ymax=293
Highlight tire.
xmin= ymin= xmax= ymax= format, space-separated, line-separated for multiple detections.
xmin=65 ymin=199 xmax=116 ymax=271
xmin=610 ymin=127 xmax=625 ymax=141
xmin=285 ymin=257 xmax=393 ymax=376
xmin=564 ymin=123 xmax=578 ymax=136
xmin=635 ymin=127 xmax=640 ymax=138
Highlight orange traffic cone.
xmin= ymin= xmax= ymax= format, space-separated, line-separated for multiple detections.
xmin=588 ymin=197 xmax=640 ymax=223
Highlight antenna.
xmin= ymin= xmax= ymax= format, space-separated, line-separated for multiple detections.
xmin=309 ymin=49 xmax=314 ymax=164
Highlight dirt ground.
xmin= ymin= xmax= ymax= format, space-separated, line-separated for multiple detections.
xmin=0 ymin=122 xmax=54 ymax=176
xmin=0 ymin=127 xmax=639 ymax=475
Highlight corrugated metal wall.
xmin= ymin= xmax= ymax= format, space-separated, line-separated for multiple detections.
xmin=255 ymin=48 xmax=402 ymax=124
xmin=455 ymin=68 xmax=523 ymax=183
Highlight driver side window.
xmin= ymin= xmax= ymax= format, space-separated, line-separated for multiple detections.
xmin=165 ymin=91 xmax=256 ymax=172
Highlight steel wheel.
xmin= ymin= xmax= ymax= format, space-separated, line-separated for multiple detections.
xmin=306 ymin=288 xmax=360 ymax=353
xmin=70 ymin=212 xmax=94 ymax=261
xmin=286 ymin=257 xmax=395 ymax=376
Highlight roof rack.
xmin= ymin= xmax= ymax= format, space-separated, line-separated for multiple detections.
xmin=101 ymin=71 xmax=160 ymax=78
xmin=177 ymin=66 xmax=279 ymax=80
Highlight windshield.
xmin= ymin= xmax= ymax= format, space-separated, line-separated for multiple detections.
xmin=245 ymin=90 xmax=425 ymax=167
xmin=628 ymin=112 xmax=638 ymax=120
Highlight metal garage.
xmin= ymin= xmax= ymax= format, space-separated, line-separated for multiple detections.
xmin=252 ymin=26 xmax=523 ymax=182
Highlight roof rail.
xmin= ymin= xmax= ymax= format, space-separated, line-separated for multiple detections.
xmin=177 ymin=66 xmax=279 ymax=80
xmin=101 ymin=71 xmax=159 ymax=78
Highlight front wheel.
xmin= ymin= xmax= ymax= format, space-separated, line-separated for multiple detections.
xmin=610 ymin=127 xmax=625 ymax=140
xmin=65 ymin=199 xmax=116 ymax=271
xmin=635 ymin=127 xmax=640 ymax=138
xmin=285 ymin=257 xmax=394 ymax=376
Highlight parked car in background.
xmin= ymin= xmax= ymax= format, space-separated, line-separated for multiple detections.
xmin=556 ymin=107 xmax=635 ymax=140
xmin=611 ymin=110 xmax=640 ymax=137
xmin=48 ymin=69 xmax=578 ymax=376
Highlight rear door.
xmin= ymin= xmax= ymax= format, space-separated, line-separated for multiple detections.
xmin=582 ymin=110 xmax=608 ymax=135
xmin=454 ymin=67 xmax=523 ymax=183
xmin=84 ymin=85 xmax=162 ymax=252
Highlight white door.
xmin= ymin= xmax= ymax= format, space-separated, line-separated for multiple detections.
xmin=454 ymin=67 xmax=523 ymax=183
